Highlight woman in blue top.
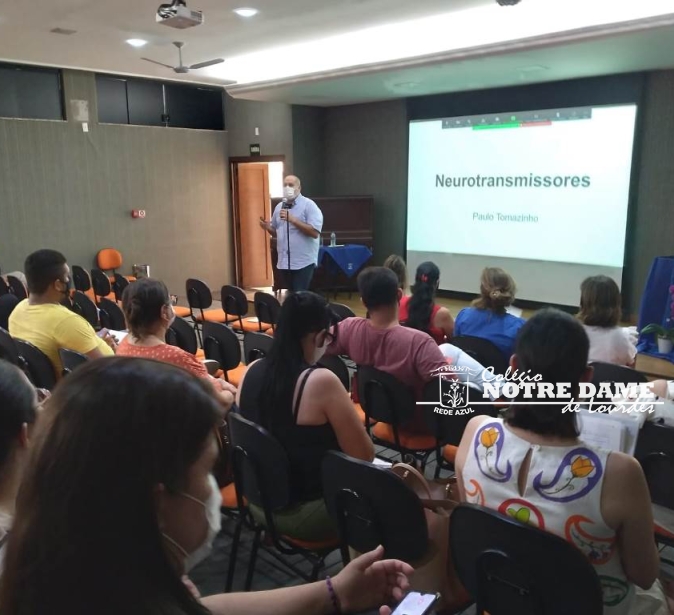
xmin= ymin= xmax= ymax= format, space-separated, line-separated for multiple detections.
xmin=454 ymin=267 xmax=525 ymax=360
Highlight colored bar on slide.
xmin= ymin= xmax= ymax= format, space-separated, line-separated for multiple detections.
xmin=521 ymin=121 xmax=553 ymax=127
xmin=472 ymin=122 xmax=520 ymax=131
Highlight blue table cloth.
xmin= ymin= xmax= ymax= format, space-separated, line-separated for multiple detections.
xmin=318 ymin=245 xmax=373 ymax=278
xmin=637 ymin=256 xmax=674 ymax=362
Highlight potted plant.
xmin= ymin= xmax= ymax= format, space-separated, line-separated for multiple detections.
xmin=641 ymin=323 xmax=674 ymax=354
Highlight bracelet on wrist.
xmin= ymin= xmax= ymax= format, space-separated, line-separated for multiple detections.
xmin=325 ymin=575 xmax=342 ymax=614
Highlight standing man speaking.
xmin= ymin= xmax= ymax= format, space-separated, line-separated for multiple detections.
xmin=259 ymin=175 xmax=323 ymax=293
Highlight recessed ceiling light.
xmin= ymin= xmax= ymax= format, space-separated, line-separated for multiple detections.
xmin=233 ymin=7 xmax=259 ymax=17
xmin=126 ymin=38 xmax=148 ymax=48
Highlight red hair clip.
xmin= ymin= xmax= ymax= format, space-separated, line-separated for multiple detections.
xmin=421 ymin=274 xmax=428 ymax=283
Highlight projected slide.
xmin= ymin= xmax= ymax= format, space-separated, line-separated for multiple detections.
xmin=406 ymin=105 xmax=637 ymax=305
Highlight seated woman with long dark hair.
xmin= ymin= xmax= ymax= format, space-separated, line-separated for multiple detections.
xmin=399 ymin=261 xmax=454 ymax=344
xmin=0 ymin=357 xmax=411 ymax=615
xmin=455 ymin=309 xmax=666 ymax=615
xmin=117 ymin=278 xmax=235 ymax=411
xmin=236 ymin=291 xmax=374 ymax=541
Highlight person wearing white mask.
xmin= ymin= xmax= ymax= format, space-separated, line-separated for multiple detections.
xmin=117 ymin=277 xmax=236 ymax=412
xmin=237 ymin=291 xmax=374 ymax=541
xmin=259 ymin=175 xmax=324 ymax=293
xmin=0 ymin=357 xmax=409 ymax=615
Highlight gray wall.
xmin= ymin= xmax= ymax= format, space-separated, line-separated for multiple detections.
xmin=292 ymin=105 xmax=327 ymax=195
xmin=225 ymin=95 xmax=293 ymax=168
xmin=324 ymin=99 xmax=408 ymax=265
xmin=0 ymin=70 xmax=232 ymax=296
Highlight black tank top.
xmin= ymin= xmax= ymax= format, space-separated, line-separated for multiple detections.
xmin=238 ymin=359 xmax=341 ymax=503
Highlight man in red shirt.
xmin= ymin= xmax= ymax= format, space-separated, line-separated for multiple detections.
xmin=326 ymin=267 xmax=448 ymax=430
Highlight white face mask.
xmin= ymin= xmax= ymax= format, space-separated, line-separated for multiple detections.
xmin=284 ymin=185 xmax=296 ymax=200
xmin=162 ymin=474 xmax=222 ymax=572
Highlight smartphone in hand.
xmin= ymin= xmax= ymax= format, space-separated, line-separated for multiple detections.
xmin=390 ymin=592 xmax=440 ymax=615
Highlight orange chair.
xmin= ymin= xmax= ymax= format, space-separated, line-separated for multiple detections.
xmin=72 ymin=266 xmax=97 ymax=302
xmin=221 ymin=285 xmax=272 ymax=334
xmin=202 ymin=322 xmax=247 ymax=387
xmin=173 ymin=305 xmax=191 ymax=318
xmin=166 ymin=316 xmax=205 ymax=361
xmin=96 ymin=248 xmax=136 ymax=283
xmin=6 ymin=275 xmax=27 ymax=301
xmin=357 ymin=365 xmax=436 ymax=467
xmin=185 ymin=278 xmax=233 ymax=344
xmin=253 ymin=291 xmax=281 ymax=334
xmin=90 ymin=269 xmax=118 ymax=304
xmin=228 ymin=413 xmax=340 ymax=590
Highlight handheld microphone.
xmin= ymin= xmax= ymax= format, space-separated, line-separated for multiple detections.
xmin=282 ymin=198 xmax=292 ymax=210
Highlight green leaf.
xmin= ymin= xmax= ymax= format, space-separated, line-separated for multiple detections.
xmin=641 ymin=324 xmax=667 ymax=337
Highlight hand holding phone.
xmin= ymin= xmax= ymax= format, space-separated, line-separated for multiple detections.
xmin=390 ymin=592 xmax=439 ymax=615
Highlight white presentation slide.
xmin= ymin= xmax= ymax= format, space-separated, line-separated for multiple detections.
xmin=406 ymin=104 xmax=637 ymax=305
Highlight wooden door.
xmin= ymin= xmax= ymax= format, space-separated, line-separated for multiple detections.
xmin=236 ymin=163 xmax=272 ymax=288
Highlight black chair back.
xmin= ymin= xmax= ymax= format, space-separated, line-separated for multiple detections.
xmin=590 ymin=361 xmax=647 ymax=386
xmin=221 ymin=285 xmax=249 ymax=318
xmin=0 ymin=277 xmax=9 ymax=296
xmin=167 ymin=316 xmax=199 ymax=355
xmin=72 ymin=291 xmax=99 ymax=328
xmin=318 ymin=354 xmax=350 ymax=391
xmin=253 ymin=292 xmax=281 ymax=332
xmin=113 ymin=273 xmax=130 ymax=302
xmin=186 ymin=278 xmax=214 ymax=310
xmin=15 ymin=340 xmax=57 ymax=390
xmin=98 ymin=298 xmax=126 ymax=331
xmin=228 ymin=412 xmax=291 ymax=512
xmin=322 ymin=451 xmax=428 ymax=562
xmin=203 ymin=322 xmax=241 ymax=372
xmin=0 ymin=327 xmax=20 ymax=365
xmin=635 ymin=421 xmax=674 ymax=509
xmin=588 ymin=361 xmax=647 ymax=406
xmin=91 ymin=268 xmax=112 ymax=300
xmin=243 ymin=331 xmax=274 ymax=364
xmin=451 ymin=336 xmax=508 ymax=375
xmin=357 ymin=365 xmax=416 ymax=425
xmin=423 ymin=377 xmax=497 ymax=446
xmin=0 ymin=294 xmax=20 ymax=331
xmin=7 ymin=275 xmax=27 ymax=300
xmin=72 ymin=266 xmax=92 ymax=292
xmin=59 ymin=348 xmax=88 ymax=376
xmin=451 ymin=504 xmax=603 ymax=615
xmin=329 ymin=302 xmax=356 ymax=322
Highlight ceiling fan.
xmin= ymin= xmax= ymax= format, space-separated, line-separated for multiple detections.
xmin=142 ymin=41 xmax=228 ymax=75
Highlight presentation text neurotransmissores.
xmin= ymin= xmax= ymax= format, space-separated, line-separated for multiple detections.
xmin=436 ymin=174 xmax=591 ymax=188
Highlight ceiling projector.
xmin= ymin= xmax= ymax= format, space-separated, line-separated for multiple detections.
xmin=495 ymin=0 xmax=522 ymax=4
xmin=156 ymin=1 xmax=204 ymax=29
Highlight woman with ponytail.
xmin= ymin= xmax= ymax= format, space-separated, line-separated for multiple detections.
xmin=454 ymin=267 xmax=525 ymax=360
xmin=236 ymin=291 xmax=374 ymax=541
xmin=399 ymin=262 xmax=454 ymax=344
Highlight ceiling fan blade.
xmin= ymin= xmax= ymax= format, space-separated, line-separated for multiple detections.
xmin=141 ymin=58 xmax=176 ymax=70
xmin=189 ymin=58 xmax=225 ymax=70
